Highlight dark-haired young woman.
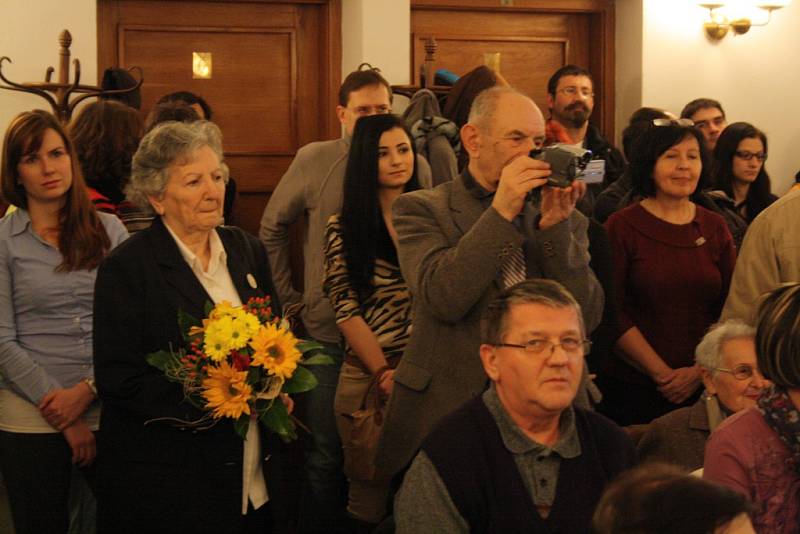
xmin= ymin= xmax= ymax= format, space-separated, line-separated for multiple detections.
xmin=0 ymin=110 xmax=128 ymax=533
xmin=323 ymin=114 xmax=420 ymax=527
xmin=601 ymin=121 xmax=736 ymax=425
xmin=708 ymin=122 xmax=777 ymax=249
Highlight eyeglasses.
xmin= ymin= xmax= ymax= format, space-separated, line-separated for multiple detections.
xmin=557 ymin=87 xmax=594 ymax=99
xmin=349 ymin=105 xmax=391 ymax=116
xmin=734 ymin=151 xmax=767 ymax=162
xmin=714 ymin=364 xmax=757 ymax=381
xmin=494 ymin=338 xmax=592 ymax=356
xmin=652 ymin=118 xmax=694 ymax=127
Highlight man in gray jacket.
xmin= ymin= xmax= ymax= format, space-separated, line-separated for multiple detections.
xmin=259 ymin=66 xmax=431 ymax=531
xmin=376 ymin=86 xmax=603 ymax=479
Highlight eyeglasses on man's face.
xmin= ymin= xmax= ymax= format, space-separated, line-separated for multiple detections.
xmin=557 ymin=86 xmax=594 ymax=99
xmin=493 ymin=338 xmax=592 ymax=357
xmin=734 ymin=151 xmax=767 ymax=162
xmin=715 ymin=364 xmax=758 ymax=381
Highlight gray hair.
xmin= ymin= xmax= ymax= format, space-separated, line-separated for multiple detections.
xmin=695 ymin=319 xmax=756 ymax=374
xmin=126 ymin=120 xmax=229 ymax=209
xmin=480 ymin=279 xmax=585 ymax=345
xmin=467 ymin=86 xmax=534 ymax=132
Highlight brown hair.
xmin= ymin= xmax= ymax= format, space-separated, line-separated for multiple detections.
xmin=1 ymin=110 xmax=112 ymax=272
xmin=69 ymin=100 xmax=143 ymax=204
xmin=338 ymin=64 xmax=392 ymax=107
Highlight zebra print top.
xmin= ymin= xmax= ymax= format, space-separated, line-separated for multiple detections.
xmin=322 ymin=214 xmax=412 ymax=368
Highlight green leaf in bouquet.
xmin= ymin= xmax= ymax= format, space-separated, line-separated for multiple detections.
xmin=146 ymin=350 xmax=181 ymax=373
xmin=233 ymin=414 xmax=250 ymax=440
xmin=300 ymin=353 xmax=335 ymax=366
xmin=260 ymin=400 xmax=297 ymax=442
xmin=297 ymin=340 xmax=325 ymax=353
xmin=177 ymin=308 xmax=201 ymax=342
xmin=204 ymin=301 xmax=215 ymax=317
xmin=283 ymin=366 xmax=318 ymax=394
xmin=247 ymin=365 xmax=264 ymax=386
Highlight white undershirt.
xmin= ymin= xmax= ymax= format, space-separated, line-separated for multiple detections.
xmin=164 ymin=222 xmax=268 ymax=514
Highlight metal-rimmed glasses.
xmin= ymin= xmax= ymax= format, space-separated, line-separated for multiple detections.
xmin=493 ymin=338 xmax=592 ymax=356
xmin=714 ymin=364 xmax=757 ymax=381
xmin=557 ymin=86 xmax=594 ymax=99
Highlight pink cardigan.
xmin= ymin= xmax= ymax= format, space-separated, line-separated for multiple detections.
xmin=704 ymin=408 xmax=800 ymax=534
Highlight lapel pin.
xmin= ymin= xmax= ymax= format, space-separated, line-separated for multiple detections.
xmin=695 ymin=237 xmax=706 ymax=246
xmin=246 ymin=273 xmax=257 ymax=289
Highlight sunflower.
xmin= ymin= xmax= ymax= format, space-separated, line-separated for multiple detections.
xmin=249 ymin=323 xmax=301 ymax=380
xmin=204 ymin=315 xmax=234 ymax=361
xmin=201 ymin=361 xmax=252 ymax=419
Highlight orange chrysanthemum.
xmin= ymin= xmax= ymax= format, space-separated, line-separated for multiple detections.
xmin=249 ymin=323 xmax=301 ymax=380
xmin=201 ymin=361 xmax=252 ymax=419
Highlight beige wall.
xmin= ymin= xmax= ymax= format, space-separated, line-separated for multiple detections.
xmin=0 ymin=1 xmax=97 ymax=141
xmin=342 ymin=0 xmax=411 ymax=85
xmin=617 ymin=0 xmax=799 ymax=193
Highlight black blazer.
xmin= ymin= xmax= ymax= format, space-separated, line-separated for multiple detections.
xmin=93 ymin=218 xmax=281 ymax=533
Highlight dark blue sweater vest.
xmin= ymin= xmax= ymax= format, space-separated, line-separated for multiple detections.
xmin=421 ymin=396 xmax=635 ymax=533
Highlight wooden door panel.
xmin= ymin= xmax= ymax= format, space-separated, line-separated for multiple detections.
xmin=411 ymin=4 xmax=611 ymax=137
xmin=120 ymin=25 xmax=297 ymax=153
xmin=412 ymin=33 xmax=568 ymax=110
xmin=98 ymin=0 xmax=340 ymax=238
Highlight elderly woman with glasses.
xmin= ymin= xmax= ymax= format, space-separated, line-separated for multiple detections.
xmin=92 ymin=120 xmax=282 ymax=533
xmin=600 ymin=120 xmax=736 ymax=426
xmin=705 ymin=283 xmax=800 ymax=534
xmin=636 ymin=320 xmax=770 ymax=471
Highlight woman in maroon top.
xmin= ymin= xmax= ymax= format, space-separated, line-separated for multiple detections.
xmin=600 ymin=120 xmax=736 ymax=425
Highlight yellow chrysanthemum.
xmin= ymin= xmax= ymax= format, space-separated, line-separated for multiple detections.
xmin=209 ymin=300 xmax=238 ymax=321
xmin=228 ymin=316 xmax=252 ymax=351
xmin=204 ymin=316 xmax=234 ymax=361
xmin=249 ymin=323 xmax=301 ymax=380
xmin=201 ymin=361 xmax=252 ymax=419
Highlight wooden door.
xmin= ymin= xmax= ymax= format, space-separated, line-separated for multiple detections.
xmin=98 ymin=0 xmax=341 ymax=235
xmin=411 ymin=0 xmax=615 ymax=139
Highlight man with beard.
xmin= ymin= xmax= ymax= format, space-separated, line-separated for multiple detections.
xmin=545 ymin=65 xmax=625 ymax=211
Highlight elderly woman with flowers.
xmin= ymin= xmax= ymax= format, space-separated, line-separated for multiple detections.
xmin=92 ymin=120 xmax=284 ymax=533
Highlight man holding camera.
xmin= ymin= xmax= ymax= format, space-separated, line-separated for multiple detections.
xmin=376 ymin=86 xmax=603 ymax=479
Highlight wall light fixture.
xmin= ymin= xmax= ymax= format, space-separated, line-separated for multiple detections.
xmin=698 ymin=1 xmax=791 ymax=40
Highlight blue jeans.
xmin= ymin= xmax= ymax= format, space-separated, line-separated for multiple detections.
xmin=298 ymin=340 xmax=347 ymax=533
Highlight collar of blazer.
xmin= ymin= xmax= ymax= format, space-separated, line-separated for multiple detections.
xmin=148 ymin=217 xmax=264 ymax=317
xmin=449 ymin=172 xmax=491 ymax=236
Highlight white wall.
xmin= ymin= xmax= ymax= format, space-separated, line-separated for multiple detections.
xmin=0 ymin=1 xmax=97 ymax=141
xmin=342 ymin=0 xmax=411 ymax=86
xmin=617 ymin=0 xmax=800 ymax=192
xmin=615 ymin=0 xmax=643 ymax=153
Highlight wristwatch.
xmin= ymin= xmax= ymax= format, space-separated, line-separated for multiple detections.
xmin=83 ymin=377 xmax=98 ymax=397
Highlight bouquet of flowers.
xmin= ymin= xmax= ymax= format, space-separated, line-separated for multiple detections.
xmin=146 ymin=296 xmax=330 ymax=440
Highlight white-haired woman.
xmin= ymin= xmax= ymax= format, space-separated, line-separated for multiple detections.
xmin=637 ymin=320 xmax=770 ymax=471
xmin=705 ymin=283 xmax=800 ymax=534
xmin=92 ymin=121 xmax=282 ymax=533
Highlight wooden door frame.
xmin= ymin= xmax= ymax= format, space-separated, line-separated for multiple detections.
xmin=97 ymin=0 xmax=342 ymax=140
xmin=411 ymin=0 xmax=615 ymax=140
